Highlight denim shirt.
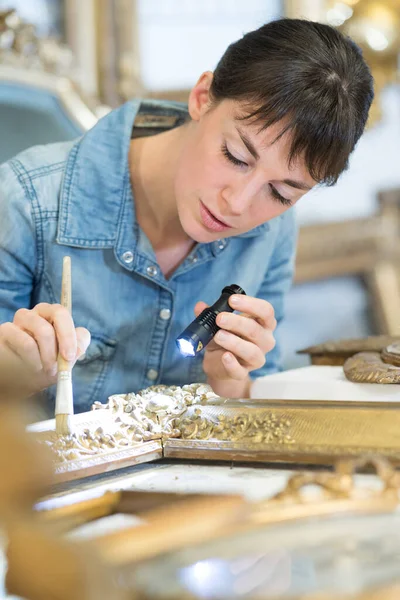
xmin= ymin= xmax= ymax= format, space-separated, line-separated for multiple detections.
xmin=0 ymin=99 xmax=297 ymax=413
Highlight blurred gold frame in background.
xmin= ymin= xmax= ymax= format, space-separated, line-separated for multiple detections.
xmin=285 ymin=0 xmax=400 ymax=127
xmin=64 ymin=0 xmax=143 ymax=107
xmin=64 ymin=0 xmax=400 ymax=128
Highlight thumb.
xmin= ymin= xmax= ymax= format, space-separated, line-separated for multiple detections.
xmin=194 ymin=301 xmax=209 ymax=318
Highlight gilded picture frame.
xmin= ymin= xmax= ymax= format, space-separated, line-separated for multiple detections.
xmin=29 ymin=383 xmax=400 ymax=484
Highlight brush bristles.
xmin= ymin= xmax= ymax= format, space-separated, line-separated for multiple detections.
xmin=55 ymin=370 xmax=74 ymax=435
xmin=55 ymin=413 xmax=74 ymax=436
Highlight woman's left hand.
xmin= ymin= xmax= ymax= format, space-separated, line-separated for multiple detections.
xmin=193 ymin=293 xmax=277 ymax=398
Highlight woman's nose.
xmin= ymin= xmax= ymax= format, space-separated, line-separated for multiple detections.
xmin=221 ymin=181 xmax=256 ymax=216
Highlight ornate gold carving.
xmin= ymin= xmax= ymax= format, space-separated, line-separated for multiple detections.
xmin=177 ymin=409 xmax=294 ymax=444
xmin=42 ymin=382 xmax=296 ymax=466
xmin=272 ymin=456 xmax=400 ymax=504
xmin=43 ymin=383 xmax=219 ymax=463
xmin=344 ymin=351 xmax=400 ymax=383
xmin=299 ymin=334 xmax=400 ymax=383
xmin=32 ymin=381 xmax=400 ymax=479
xmin=43 ymin=425 xmax=143 ymax=463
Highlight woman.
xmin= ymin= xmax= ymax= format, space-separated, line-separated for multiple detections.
xmin=0 ymin=19 xmax=373 ymax=413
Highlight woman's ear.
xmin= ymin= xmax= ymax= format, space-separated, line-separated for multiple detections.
xmin=188 ymin=71 xmax=214 ymax=121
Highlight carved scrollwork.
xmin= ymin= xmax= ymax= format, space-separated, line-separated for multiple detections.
xmin=43 ymin=382 xmax=298 ymax=464
xmin=44 ymin=383 xmax=220 ymax=463
xmin=42 ymin=425 xmax=142 ymax=463
xmin=272 ymin=456 xmax=400 ymax=504
xmin=176 ymin=409 xmax=294 ymax=444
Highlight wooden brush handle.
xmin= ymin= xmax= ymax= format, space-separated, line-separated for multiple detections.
xmin=58 ymin=256 xmax=72 ymax=368
xmin=55 ymin=256 xmax=74 ymax=434
xmin=60 ymin=256 xmax=72 ymax=313
xmin=57 ymin=356 xmax=72 ymax=372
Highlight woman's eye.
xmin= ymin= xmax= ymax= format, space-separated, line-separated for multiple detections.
xmin=269 ymin=184 xmax=293 ymax=207
xmin=221 ymin=143 xmax=248 ymax=168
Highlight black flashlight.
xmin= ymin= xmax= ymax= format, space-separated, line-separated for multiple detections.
xmin=176 ymin=284 xmax=246 ymax=356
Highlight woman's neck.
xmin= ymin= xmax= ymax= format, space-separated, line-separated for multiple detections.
xmin=128 ymin=125 xmax=190 ymax=250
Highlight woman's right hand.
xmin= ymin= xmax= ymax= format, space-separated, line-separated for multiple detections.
xmin=0 ymin=303 xmax=91 ymax=391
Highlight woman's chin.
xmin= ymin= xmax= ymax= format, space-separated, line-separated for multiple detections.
xmin=185 ymin=223 xmax=218 ymax=244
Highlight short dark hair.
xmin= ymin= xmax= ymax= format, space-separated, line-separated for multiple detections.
xmin=210 ymin=18 xmax=374 ymax=185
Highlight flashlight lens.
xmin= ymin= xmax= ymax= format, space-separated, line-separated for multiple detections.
xmin=177 ymin=338 xmax=196 ymax=356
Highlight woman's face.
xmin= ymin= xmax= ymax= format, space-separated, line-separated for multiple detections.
xmin=174 ymin=73 xmax=317 ymax=243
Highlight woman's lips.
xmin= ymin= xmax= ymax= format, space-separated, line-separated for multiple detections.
xmin=199 ymin=201 xmax=232 ymax=232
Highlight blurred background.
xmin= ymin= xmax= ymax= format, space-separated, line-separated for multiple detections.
xmin=1 ymin=0 xmax=400 ymax=370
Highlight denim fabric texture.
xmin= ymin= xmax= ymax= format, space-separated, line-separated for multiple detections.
xmin=0 ymin=99 xmax=297 ymax=413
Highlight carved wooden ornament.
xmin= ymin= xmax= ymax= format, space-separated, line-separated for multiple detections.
xmin=29 ymin=383 xmax=400 ymax=483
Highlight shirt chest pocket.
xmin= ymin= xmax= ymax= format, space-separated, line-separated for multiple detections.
xmin=72 ymin=334 xmax=117 ymax=412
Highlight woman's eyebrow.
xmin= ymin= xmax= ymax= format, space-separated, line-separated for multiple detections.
xmin=235 ymin=126 xmax=312 ymax=191
xmin=282 ymin=179 xmax=311 ymax=191
xmin=235 ymin=126 xmax=259 ymax=160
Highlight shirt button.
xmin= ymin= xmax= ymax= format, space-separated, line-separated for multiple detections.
xmin=122 ymin=251 xmax=134 ymax=264
xmin=159 ymin=308 xmax=171 ymax=320
xmin=188 ymin=254 xmax=198 ymax=264
xmin=218 ymin=240 xmax=227 ymax=250
xmin=147 ymin=368 xmax=158 ymax=380
xmin=146 ymin=265 xmax=158 ymax=277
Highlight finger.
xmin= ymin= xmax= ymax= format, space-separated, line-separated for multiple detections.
xmin=221 ymin=352 xmax=248 ymax=380
xmin=213 ymin=330 xmax=266 ymax=370
xmin=194 ymin=301 xmax=208 ymax=318
xmin=32 ymin=303 xmax=77 ymax=361
xmin=228 ymin=295 xmax=275 ymax=328
xmin=238 ymin=310 xmax=278 ymax=335
xmin=13 ymin=310 xmax=58 ymax=374
xmin=216 ymin=312 xmax=267 ymax=347
xmin=217 ymin=312 xmax=276 ymax=354
xmin=75 ymin=327 xmax=91 ymax=360
xmin=0 ymin=322 xmax=43 ymax=372
xmin=203 ymin=349 xmax=247 ymax=381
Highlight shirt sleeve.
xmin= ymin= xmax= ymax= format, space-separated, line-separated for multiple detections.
xmin=0 ymin=160 xmax=37 ymax=323
xmin=249 ymin=209 xmax=298 ymax=379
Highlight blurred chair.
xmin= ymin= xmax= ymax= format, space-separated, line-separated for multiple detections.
xmin=0 ymin=9 xmax=99 ymax=163
xmin=281 ymin=189 xmax=400 ymax=369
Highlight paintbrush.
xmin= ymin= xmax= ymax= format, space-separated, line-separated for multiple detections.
xmin=55 ymin=256 xmax=74 ymax=436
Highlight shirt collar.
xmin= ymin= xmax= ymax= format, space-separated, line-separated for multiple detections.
xmin=56 ymin=99 xmax=268 ymax=249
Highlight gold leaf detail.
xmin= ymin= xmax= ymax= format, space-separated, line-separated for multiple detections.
xmin=176 ymin=412 xmax=294 ymax=444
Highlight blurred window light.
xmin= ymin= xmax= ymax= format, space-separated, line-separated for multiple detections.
xmin=180 ymin=559 xmax=232 ymax=597
xmin=365 ymin=27 xmax=389 ymax=51
xmin=326 ymin=3 xmax=353 ymax=27
xmin=137 ymin=0 xmax=282 ymax=91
